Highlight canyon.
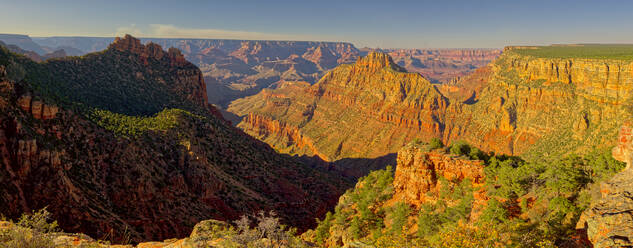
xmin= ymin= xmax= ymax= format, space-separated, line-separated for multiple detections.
xmin=230 ymin=46 xmax=633 ymax=177
xmin=0 ymin=35 xmax=348 ymax=243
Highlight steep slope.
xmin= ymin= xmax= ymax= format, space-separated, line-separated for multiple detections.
xmin=229 ymin=52 xmax=455 ymax=177
xmin=0 ymin=35 xmax=347 ymax=243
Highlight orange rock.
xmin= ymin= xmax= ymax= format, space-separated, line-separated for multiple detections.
xmin=392 ymin=143 xmax=485 ymax=207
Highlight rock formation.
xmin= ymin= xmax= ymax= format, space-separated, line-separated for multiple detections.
xmin=452 ymin=48 xmax=633 ymax=157
xmin=230 ymin=46 xmax=633 ymax=176
xmin=579 ymin=121 xmax=633 ymax=247
xmin=392 ymin=143 xmax=485 ymax=208
xmin=0 ymin=36 xmax=347 ymax=243
xmin=229 ymin=52 xmax=455 ymax=176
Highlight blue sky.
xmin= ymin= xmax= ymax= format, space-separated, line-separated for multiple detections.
xmin=2 ymin=0 xmax=633 ymax=48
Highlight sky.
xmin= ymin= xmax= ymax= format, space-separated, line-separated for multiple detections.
xmin=2 ymin=0 xmax=633 ymax=48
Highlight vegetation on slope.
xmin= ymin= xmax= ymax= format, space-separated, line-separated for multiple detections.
xmin=308 ymin=140 xmax=625 ymax=247
xmin=88 ymin=108 xmax=203 ymax=137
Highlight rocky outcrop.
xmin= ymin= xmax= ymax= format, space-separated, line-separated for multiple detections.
xmin=392 ymin=143 xmax=485 ymax=207
xmin=109 ymin=35 xmax=208 ymax=107
xmin=579 ymin=121 xmax=633 ymax=247
xmin=16 ymin=95 xmax=58 ymax=120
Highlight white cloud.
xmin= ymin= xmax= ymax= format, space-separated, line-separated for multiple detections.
xmin=113 ymin=24 xmax=331 ymax=41
xmin=114 ymin=24 xmax=143 ymax=37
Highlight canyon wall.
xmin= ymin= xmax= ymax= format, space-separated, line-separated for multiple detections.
xmin=453 ymin=49 xmax=633 ymax=157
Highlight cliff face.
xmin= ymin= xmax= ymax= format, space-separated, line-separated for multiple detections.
xmin=392 ymin=143 xmax=485 ymax=208
xmin=579 ymin=121 xmax=633 ymax=247
xmin=110 ymin=35 xmax=209 ymax=107
xmin=452 ymin=49 xmax=633 ymax=157
xmin=229 ymin=52 xmax=454 ymax=176
xmin=0 ymin=37 xmax=347 ymax=243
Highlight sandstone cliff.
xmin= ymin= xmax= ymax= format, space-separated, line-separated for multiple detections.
xmin=452 ymin=48 xmax=633 ymax=157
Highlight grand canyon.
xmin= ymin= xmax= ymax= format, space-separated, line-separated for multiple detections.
xmin=1 ymin=1 xmax=633 ymax=248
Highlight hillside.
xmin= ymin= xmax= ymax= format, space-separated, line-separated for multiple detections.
xmin=0 ymin=35 xmax=348 ymax=243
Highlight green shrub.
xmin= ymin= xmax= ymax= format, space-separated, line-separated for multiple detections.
xmin=449 ymin=140 xmax=471 ymax=156
xmin=428 ymin=138 xmax=444 ymax=149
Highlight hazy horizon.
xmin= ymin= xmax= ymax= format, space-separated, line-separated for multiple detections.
xmin=4 ymin=0 xmax=633 ymax=49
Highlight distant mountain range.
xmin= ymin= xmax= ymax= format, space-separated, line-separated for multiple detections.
xmin=0 ymin=34 xmax=500 ymax=108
